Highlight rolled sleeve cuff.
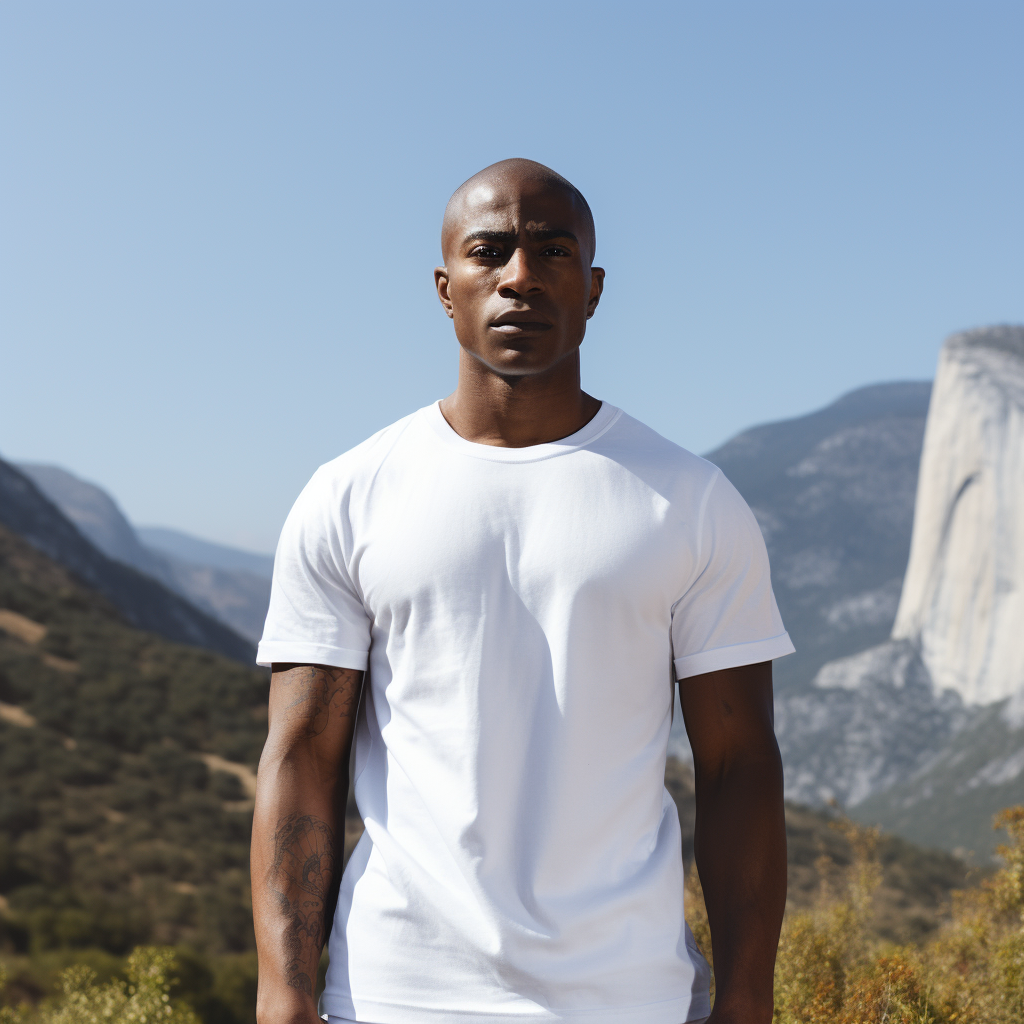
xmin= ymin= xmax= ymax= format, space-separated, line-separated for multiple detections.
xmin=255 ymin=640 xmax=369 ymax=671
xmin=674 ymin=632 xmax=795 ymax=680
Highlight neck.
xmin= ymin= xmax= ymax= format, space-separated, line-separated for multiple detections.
xmin=439 ymin=349 xmax=602 ymax=448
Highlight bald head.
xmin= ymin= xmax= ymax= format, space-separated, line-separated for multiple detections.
xmin=441 ymin=159 xmax=596 ymax=264
xmin=433 ymin=157 xmax=605 ymax=381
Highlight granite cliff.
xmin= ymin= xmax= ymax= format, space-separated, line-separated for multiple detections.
xmin=775 ymin=326 xmax=1024 ymax=854
xmin=892 ymin=325 xmax=1024 ymax=704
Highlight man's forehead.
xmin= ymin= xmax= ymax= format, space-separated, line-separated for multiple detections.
xmin=457 ymin=178 xmax=581 ymax=217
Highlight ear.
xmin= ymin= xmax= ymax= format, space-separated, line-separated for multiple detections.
xmin=434 ymin=266 xmax=454 ymax=319
xmin=586 ymin=267 xmax=605 ymax=320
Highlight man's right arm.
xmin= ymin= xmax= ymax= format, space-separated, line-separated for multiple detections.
xmin=251 ymin=663 xmax=364 ymax=1024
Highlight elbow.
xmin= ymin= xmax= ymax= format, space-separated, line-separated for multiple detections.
xmin=256 ymin=736 xmax=347 ymax=794
xmin=694 ymin=731 xmax=783 ymax=793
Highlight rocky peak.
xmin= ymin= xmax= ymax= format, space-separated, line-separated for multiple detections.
xmin=892 ymin=325 xmax=1024 ymax=704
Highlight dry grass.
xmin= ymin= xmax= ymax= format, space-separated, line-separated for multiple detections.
xmin=0 ymin=610 xmax=47 ymax=646
xmin=684 ymin=806 xmax=1024 ymax=1023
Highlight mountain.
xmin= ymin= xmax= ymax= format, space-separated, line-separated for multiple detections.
xmin=892 ymin=324 xmax=1024 ymax=704
xmin=772 ymin=326 xmax=1024 ymax=856
xmin=17 ymin=380 xmax=933 ymax=665
xmin=138 ymin=527 xmax=274 ymax=578
xmin=151 ymin=560 xmax=271 ymax=645
xmin=16 ymin=465 xmax=272 ymax=643
xmin=14 ymin=465 xmax=171 ymax=582
xmin=704 ymin=380 xmax=932 ymax=693
xmin=668 ymin=380 xmax=932 ymax=761
xmin=12 ymin=357 xmax=1016 ymax=854
xmin=0 ymin=520 xmax=265 ymax=1021
xmin=0 ymin=458 xmax=252 ymax=663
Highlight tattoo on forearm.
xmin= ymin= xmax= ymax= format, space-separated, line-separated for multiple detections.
xmin=281 ymin=664 xmax=361 ymax=736
xmin=271 ymin=813 xmax=339 ymax=995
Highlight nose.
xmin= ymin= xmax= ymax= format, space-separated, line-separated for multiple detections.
xmin=497 ymin=247 xmax=543 ymax=298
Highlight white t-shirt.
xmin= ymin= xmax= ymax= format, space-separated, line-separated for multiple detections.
xmin=258 ymin=401 xmax=793 ymax=1024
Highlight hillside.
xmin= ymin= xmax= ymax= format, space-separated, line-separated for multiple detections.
xmin=17 ymin=465 xmax=272 ymax=643
xmin=705 ymin=380 xmax=931 ymax=694
xmin=665 ymin=758 xmax=972 ymax=945
xmin=0 ymin=523 xmax=267 ymax=964
xmin=14 ymin=465 xmax=171 ymax=584
xmin=137 ymin=527 xmax=274 ymax=579
xmin=0 ymin=458 xmax=253 ymax=662
xmin=668 ymin=380 xmax=931 ymax=761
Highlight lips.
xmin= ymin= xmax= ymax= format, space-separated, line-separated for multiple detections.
xmin=489 ymin=311 xmax=553 ymax=333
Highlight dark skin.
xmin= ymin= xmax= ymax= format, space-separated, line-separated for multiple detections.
xmin=681 ymin=661 xmax=787 ymax=1023
xmin=434 ymin=159 xmax=605 ymax=447
xmin=252 ymin=663 xmax=363 ymax=1024
xmin=251 ymin=159 xmax=786 ymax=1024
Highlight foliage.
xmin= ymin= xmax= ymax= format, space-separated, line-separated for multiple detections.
xmin=0 ymin=951 xmax=255 ymax=1024
xmin=669 ymin=762 xmax=973 ymax=949
xmin=0 ymin=948 xmax=200 ymax=1024
xmin=0 ymin=529 xmax=268 ymax=963
xmin=685 ymin=806 xmax=1024 ymax=1023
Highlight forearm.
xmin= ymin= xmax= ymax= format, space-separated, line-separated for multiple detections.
xmin=252 ymin=745 xmax=347 ymax=1020
xmin=693 ymin=744 xmax=786 ymax=1023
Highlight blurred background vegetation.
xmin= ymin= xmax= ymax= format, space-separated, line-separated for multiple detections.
xmin=0 ymin=526 xmax=266 ymax=1024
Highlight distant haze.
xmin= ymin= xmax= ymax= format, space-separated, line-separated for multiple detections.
xmin=138 ymin=527 xmax=274 ymax=577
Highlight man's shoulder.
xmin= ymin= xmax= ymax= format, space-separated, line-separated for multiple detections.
xmin=597 ymin=407 xmax=722 ymax=489
xmin=311 ymin=407 xmax=426 ymax=488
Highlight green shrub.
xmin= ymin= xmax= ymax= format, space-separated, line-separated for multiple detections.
xmin=1 ymin=949 xmax=200 ymax=1024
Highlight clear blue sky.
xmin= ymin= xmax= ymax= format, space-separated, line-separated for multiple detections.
xmin=2 ymin=2 xmax=1021 ymax=553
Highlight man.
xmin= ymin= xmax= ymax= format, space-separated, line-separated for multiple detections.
xmin=252 ymin=159 xmax=792 ymax=1024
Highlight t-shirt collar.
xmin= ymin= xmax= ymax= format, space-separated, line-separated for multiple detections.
xmin=422 ymin=400 xmax=621 ymax=463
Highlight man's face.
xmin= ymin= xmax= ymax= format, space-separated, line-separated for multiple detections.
xmin=435 ymin=176 xmax=604 ymax=378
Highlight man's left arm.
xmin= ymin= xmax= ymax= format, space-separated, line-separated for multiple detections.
xmin=678 ymin=660 xmax=786 ymax=1024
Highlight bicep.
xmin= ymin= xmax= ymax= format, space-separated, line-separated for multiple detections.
xmin=678 ymin=661 xmax=776 ymax=776
xmin=265 ymin=663 xmax=364 ymax=773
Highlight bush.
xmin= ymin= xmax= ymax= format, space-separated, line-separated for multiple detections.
xmin=683 ymin=806 xmax=1024 ymax=1022
xmin=1 ymin=948 xmax=198 ymax=1024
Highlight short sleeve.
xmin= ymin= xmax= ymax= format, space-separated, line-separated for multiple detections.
xmin=256 ymin=469 xmax=372 ymax=670
xmin=670 ymin=470 xmax=794 ymax=680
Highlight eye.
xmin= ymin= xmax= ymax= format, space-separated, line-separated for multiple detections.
xmin=541 ymin=245 xmax=572 ymax=257
xmin=468 ymin=245 xmax=502 ymax=259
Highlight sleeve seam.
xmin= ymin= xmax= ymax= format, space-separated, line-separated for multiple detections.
xmin=255 ymin=641 xmax=369 ymax=670
xmin=673 ymin=632 xmax=795 ymax=679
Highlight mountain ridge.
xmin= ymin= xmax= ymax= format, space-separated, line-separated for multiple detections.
xmin=137 ymin=526 xmax=273 ymax=578
xmin=15 ymin=465 xmax=271 ymax=643
xmin=705 ymin=380 xmax=932 ymax=694
xmin=0 ymin=458 xmax=253 ymax=663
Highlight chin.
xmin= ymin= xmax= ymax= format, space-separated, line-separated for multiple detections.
xmin=486 ymin=352 xmax=559 ymax=376
xmin=464 ymin=344 xmax=552 ymax=375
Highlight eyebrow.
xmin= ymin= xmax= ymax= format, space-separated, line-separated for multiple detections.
xmin=461 ymin=227 xmax=580 ymax=247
